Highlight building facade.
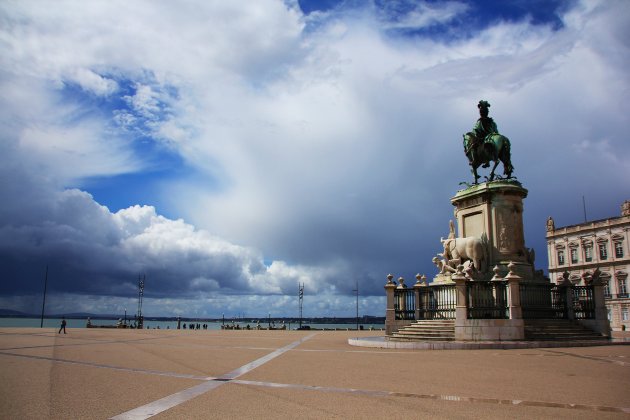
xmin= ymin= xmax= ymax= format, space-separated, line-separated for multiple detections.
xmin=546 ymin=200 xmax=630 ymax=331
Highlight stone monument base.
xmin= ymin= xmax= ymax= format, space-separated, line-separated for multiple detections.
xmin=448 ymin=180 xmax=546 ymax=282
xmin=455 ymin=318 xmax=525 ymax=341
xmin=431 ymin=273 xmax=454 ymax=285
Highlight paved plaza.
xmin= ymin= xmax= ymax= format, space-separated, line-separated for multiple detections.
xmin=1 ymin=328 xmax=629 ymax=419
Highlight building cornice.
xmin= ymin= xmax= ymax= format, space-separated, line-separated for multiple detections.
xmin=546 ymin=215 xmax=630 ymax=238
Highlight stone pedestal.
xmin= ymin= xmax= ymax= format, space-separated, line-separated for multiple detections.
xmin=432 ymin=273 xmax=455 ymax=285
xmin=449 ymin=180 xmax=540 ymax=282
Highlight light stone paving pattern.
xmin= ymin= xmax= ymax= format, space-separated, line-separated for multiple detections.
xmin=1 ymin=328 xmax=629 ymax=419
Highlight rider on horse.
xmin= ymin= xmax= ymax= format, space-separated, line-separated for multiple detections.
xmin=462 ymin=100 xmax=514 ymax=183
xmin=469 ymin=100 xmax=498 ymax=168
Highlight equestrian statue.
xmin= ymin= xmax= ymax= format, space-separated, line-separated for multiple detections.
xmin=463 ymin=100 xmax=514 ymax=184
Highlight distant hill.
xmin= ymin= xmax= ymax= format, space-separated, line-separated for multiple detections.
xmin=0 ymin=309 xmax=31 ymax=316
xmin=0 ymin=309 xmax=120 ymax=319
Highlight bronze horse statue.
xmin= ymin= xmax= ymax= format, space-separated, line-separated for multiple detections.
xmin=463 ymin=132 xmax=514 ymax=184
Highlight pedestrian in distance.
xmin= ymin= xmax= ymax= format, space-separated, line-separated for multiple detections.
xmin=58 ymin=317 xmax=67 ymax=334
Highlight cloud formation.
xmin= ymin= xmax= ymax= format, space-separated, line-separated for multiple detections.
xmin=0 ymin=0 xmax=628 ymax=317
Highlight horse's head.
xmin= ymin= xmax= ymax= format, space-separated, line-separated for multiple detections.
xmin=462 ymin=133 xmax=478 ymax=162
xmin=463 ymin=132 xmax=476 ymax=150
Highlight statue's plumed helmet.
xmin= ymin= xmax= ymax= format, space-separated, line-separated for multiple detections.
xmin=478 ymin=100 xmax=490 ymax=109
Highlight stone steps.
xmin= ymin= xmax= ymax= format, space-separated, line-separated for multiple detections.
xmin=389 ymin=320 xmax=455 ymax=341
xmin=388 ymin=319 xmax=605 ymax=342
xmin=523 ymin=320 xmax=604 ymax=341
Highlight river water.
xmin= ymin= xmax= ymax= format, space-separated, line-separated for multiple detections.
xmin=0 ymin=317 xmax=384 ymax=331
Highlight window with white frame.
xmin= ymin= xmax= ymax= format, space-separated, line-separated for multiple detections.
xmin=599 ymin=243 xmax=608 ymax=260
xmin=604 ymin=281 xmax=611 ymax=298
xmin=619 ymin=278 xmax=628 ymax=297
xmin=615 ymin=242 xmax=624 ymax=258
xmin=570 ymin=248 xmax=578 ymax=264
xmin=557 ymin=250 xmax=565 ymax=265
xmin=584 ymin=244 xmax=593 ymax=262
xmin=623 ymin=308 xmax=629 ymax=322
xmin=608 ymin=308 xmax=612 ymax=321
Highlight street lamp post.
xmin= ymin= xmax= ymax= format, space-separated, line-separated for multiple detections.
xmin=40 ymin=265 xmax=48 ymax=328
xmin=353 ymin=280 xmax=359 ymax=330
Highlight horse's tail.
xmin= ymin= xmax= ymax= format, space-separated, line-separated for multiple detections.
xmin=500 ymin=135 xmax=514 ymax=176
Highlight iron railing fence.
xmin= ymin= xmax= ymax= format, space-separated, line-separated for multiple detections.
xmin=520 ymin=283 xmax=566 ymax=319
xmin=466 ymin=281 xmax=509 ymax=319
xmin=572 ymin=286 xmax=595 ymax=319
xmin=418 ymin=285 xmax=456 ymax=320
xmin=394 ymin=288 xmax=415 ymax=320
xmin=394 ymin=282 xmax=596 ymax=321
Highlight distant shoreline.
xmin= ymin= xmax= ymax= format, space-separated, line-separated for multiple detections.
xmin=0 ymin=314 xmax=384 ymax=324
xmin=0 ymin=316 xmax=385 ymax=330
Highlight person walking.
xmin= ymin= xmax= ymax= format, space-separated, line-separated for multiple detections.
xmin=58 ymin=317 xmax=67 ymax=334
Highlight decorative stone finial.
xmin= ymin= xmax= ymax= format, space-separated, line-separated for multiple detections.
xmin=415 ymin=273 xmax=427 ymax=287
xmin=504 ymin=261 xmax=522 ymax=282
xmin=491 ymin=265 xmax=502 ymax=281
xmin=590 ymin=268 xmax=604 ymax=286
xmin=386 ymin=274 xmax=394 ymax=284
xmin=396 ymin=277 xmax=406 ymax=289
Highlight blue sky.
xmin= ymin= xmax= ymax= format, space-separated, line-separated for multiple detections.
xmin=0 ymin=0 xmax=628 ymax=319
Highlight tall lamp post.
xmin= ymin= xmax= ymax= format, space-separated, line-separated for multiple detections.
xmin=40 ymin=265 xmax=48 ymax=328
xmin=352 ymin=279 xmax=359 ymax=330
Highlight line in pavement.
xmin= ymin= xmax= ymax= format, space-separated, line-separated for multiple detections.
xmin=232 ymin=379 xmax=630 ymax=414
xmin=109 ymin=333 xmax=317 ymax=420
xmin=541 ymin=349 xmax=630 ymax=366
xmin=0 ymin=351 xmax=214 ymax=381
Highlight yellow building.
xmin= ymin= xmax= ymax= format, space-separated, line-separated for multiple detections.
xmin=546 ymin=200 xmax=630 ymax=331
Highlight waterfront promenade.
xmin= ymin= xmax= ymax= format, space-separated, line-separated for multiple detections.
xmin=1 ymin=328 xmax=629 ymax=419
